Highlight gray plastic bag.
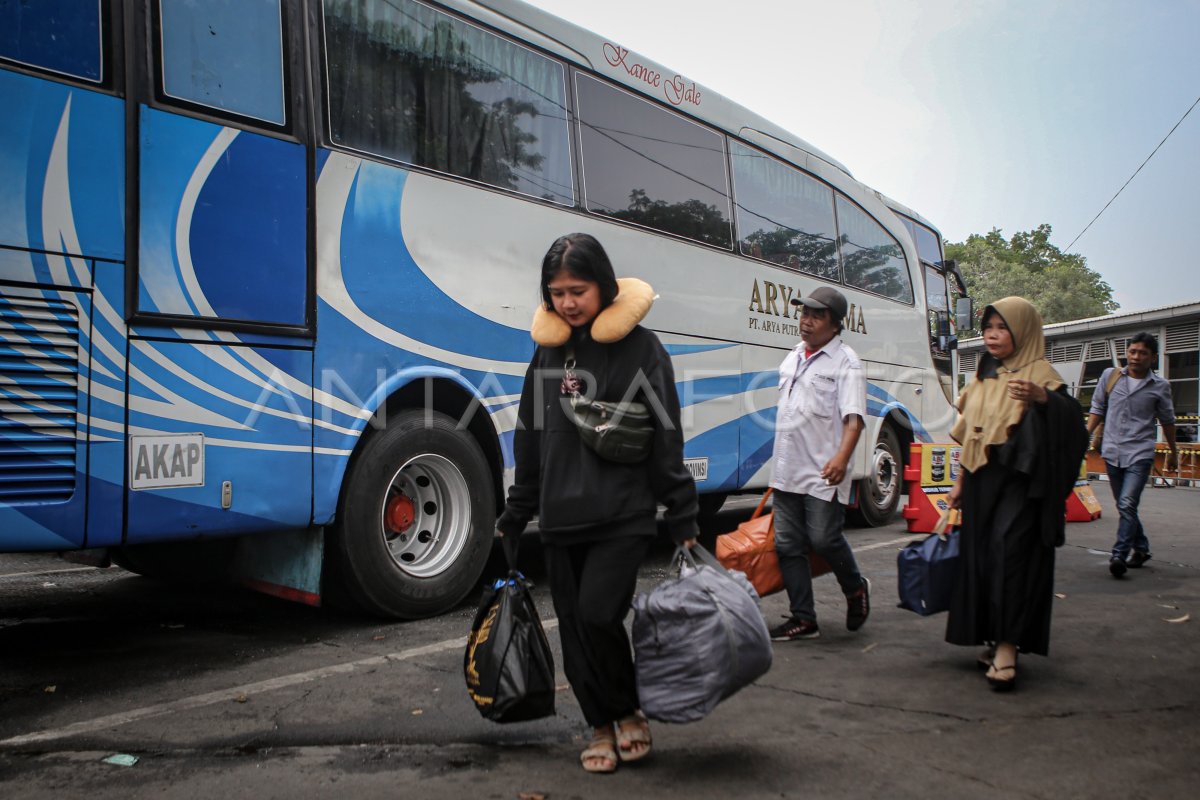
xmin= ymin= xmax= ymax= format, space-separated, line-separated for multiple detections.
xmin=632 ymin=544 xmax=773 ymax=723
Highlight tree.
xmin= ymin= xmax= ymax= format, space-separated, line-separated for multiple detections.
xmin=945 ymin=224 xmax=1117 ymax=334
xmin=609 ymin=189 xmax=730 ymax=247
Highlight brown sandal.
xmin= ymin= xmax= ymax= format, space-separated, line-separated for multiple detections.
xmin=580 ymin=735 xmax=618 ymax=774
xmin=616 ymin=711 xmax=652 ymax=762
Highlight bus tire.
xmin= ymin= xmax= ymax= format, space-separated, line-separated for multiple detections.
xmin=848 ymin=425 xmax=903 ymax=527
xmin=330 ymin=409 xmax=495 ymax=619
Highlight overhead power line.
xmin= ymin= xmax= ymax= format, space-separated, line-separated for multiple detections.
xmin=1066 ymin=93 xmax=1200 ymax=252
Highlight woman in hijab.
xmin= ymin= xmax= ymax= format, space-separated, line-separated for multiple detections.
xmin=946 ymin=296 xmax=1088 ymax=691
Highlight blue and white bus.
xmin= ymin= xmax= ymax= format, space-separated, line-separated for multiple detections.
xmin=0 ymin=0 xmax=966 ymax=618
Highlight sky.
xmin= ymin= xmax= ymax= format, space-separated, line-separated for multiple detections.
xmin=521 ymin=0 xmax=1200 ymax=312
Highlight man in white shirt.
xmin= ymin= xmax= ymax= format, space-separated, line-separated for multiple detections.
xmin=768 ymin=287 xmax=870 ymax=641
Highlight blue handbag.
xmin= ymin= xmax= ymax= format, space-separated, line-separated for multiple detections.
xmin=896 ymin=528 xmax=960 ymax=616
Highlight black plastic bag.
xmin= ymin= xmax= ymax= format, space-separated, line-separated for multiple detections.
xmin=463 ymin=535 xmax=555 ymax=723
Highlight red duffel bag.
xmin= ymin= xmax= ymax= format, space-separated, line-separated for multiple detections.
xmin=715 ymin=489 xmax=830 ymax=598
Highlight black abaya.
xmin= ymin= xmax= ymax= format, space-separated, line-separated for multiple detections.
xmin=945 ymin=388 xmax=1087 ymax=656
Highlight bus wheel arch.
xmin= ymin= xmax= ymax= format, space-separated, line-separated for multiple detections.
xmin=848 ymin=415 xmax=910 ymax=527
xmin=327 ymin=381 xmax=502 ymax=619
xmin=375 ymin=378 xmax=506 ymax=514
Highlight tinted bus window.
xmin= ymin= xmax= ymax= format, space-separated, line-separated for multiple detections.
xmin=837 ymin=196 xmax=912 ymax=303
xmin=576 ymin=73 xmax=732 ymax=248
xmin=323 ymin=0 xmax=573 ymax=205
xmin=0 ymin=0 xmax=102 ymax=83
xmin=159 ymin=0 xmax=286 ymax=125
xmin=925 ymin=266 xmax=948 ymax=313
xmin=730 ymin=141 xmax=839 ymax=280
xmin=913 ymin=219 xmax=942 ymax=265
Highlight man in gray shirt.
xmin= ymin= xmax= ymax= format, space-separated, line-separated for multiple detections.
xmin=1086 ymin=332 xmax=1179 ymax=578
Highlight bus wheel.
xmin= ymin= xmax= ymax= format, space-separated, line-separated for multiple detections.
xmin=331 ymin=409 xmax=494 ymax=619
xmin=848 ymin=426 xmax=902 ymax=527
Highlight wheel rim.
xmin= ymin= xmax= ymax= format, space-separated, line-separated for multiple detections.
xmin=869 ymin=443 xmax=899 ymax=510
xmin=378 ymin=453 xmax=472 ymax=578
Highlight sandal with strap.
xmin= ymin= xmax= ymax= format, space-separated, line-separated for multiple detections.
xmin=580 ymin=734 xmax=618 ymax=774
xmin=616 ymin=711 xmax=652 ymax=762
xmin=986 ymin=661 xmax=1017 ymax=692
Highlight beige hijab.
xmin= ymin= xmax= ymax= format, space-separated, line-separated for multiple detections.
xmin=951 ymin=296 xmax=1064 ymax=472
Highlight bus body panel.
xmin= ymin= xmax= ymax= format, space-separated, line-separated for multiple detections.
xmin=0 ymin=69 xmax=124 ymax=262
xmin=307 ymin=160 xmax=942 ymax=525
xmin=311 ymin=151 xmax=531 ymax=523
xmin=125 ymin=341 xmax=314 ymax=542
xmin=84 ymin=257 xmax=129 ymax=548
xmin=0 ymin=69 xmax=123 ymax=552
xmin=137 ymin=108 xmax=308 ymax=327
xmin=657 ymin=334 xmax=743 ymax=492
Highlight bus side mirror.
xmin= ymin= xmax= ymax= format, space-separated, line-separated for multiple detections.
xmin=956 ymin=296 xmax=974 ymax=331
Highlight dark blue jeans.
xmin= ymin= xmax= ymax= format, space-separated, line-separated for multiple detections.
xmin=772 ymin=490 xmax=864 ymax=624
xmin=1105 ymin=458 xmax=1153 ymax=559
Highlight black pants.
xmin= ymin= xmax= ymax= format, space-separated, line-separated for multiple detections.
xmin=543 ymin=532 xmax=653 ymax=728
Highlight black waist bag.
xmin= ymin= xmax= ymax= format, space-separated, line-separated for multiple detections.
xmin=564 ymin=344 xmax=654 ymax=464
xmin=571 ymin=396 xmax=654 ymax=464
xmin=464 ymin=536 xmax=556 ymax=723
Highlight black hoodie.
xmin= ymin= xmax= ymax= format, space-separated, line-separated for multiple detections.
xmin=496 ymin=324 xmax=699 ymax=545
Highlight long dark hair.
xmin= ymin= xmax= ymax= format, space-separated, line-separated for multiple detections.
xmin=540 ymin=233 xmax=619 ymax=309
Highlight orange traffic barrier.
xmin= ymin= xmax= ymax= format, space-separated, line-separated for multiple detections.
xmin=902 ymin=443 xmax=1100 ymax=534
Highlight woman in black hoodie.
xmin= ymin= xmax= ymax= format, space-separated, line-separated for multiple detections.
xmin=496 ymin=233 xmax=699 ymax=773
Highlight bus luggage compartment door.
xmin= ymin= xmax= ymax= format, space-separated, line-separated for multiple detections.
xmin=124 ymin=340 xmax=313 ymax=543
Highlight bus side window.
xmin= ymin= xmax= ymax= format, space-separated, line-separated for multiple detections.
xmin=912 ymin=221 xmax=942 ymax=267
xmin=0 ymin=0 xmax=104 ymax=83
xmin=575 ymin=73 xmax=733 ymax=249
xmin=837 ymin=196 xmax=913 ymax=304
xmin=158 ymin=0 xmax=287 ymax=126
xmin=729 ymin=141 xmax=840 ymax=281
xmin=322 ymin=0 xmax=573 ymax=205
xmin=925 ymin=265 xmax=948 ymax=334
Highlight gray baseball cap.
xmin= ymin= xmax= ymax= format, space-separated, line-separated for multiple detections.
xmin=791 ymin=286 xmax=848 ymax=321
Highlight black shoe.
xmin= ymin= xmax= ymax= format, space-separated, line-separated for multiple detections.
xmin=846 ymin=577 xmax=871 ymax=631
xmin=1109 ymin=556 xmax=1127 ymax=578
xmin=1127 ymin=550 xmax=1152 ymax=568
xmin=769 ymin=617 xmax=820 ymax=641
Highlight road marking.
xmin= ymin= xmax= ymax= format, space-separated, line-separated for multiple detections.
xmin=0 ymin=533 xmax=908 ymax=747
xmin=0 ymin=567 xmax=97 ymax=581
xmin=0 ymin=619 xmax=559 ymax=748
xmin=853 ymin=535 xmax=922 ymax=553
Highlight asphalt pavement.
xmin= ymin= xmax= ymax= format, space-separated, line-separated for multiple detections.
xmin=1 ymin=485 xmax=1197 ymax=799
